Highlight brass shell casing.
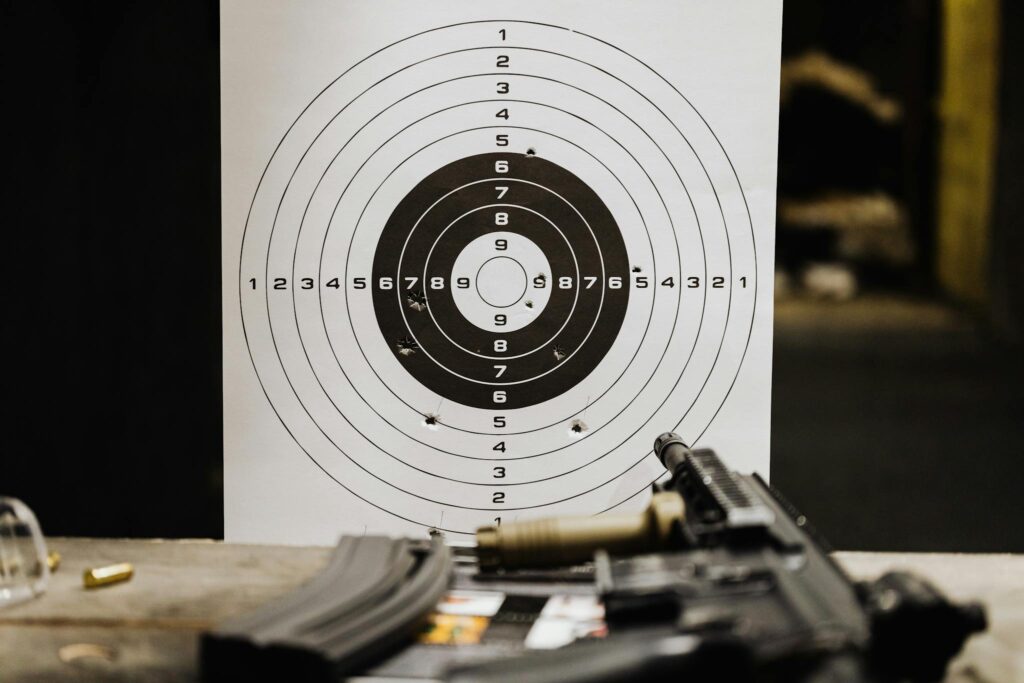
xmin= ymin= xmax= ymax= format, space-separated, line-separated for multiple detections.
xmin=83 ymin=562 xmax=134 ymax=588
xmin=476 ymin=491 xmax=685 ymax=570
xmin=46 ymin=551 xmax=61 ymax=572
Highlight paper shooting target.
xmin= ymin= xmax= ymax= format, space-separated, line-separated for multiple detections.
xmin=235 ymin=19 xmax=763 ymax=538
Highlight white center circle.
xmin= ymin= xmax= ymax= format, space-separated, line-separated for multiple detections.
xmin=476 ymin=256 xmax=527 ymax=308
xmin=451 ymin=231 xmax=553 ymax=332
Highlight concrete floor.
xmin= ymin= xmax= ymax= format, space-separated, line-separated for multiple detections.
xmin=771 ymin=296 xmax=1024 ymax=552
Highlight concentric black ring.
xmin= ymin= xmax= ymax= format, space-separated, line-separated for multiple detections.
xmin=418 ymin=206 xmax=579 ymax=364
xmin=337 ymin=121 xmax=674 ymax=436
xmin=374 ymin=153 xmax=629 ymax=409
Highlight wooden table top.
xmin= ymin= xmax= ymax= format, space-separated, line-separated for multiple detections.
xmin=1 ymin=538 xmax=1021 ymax=682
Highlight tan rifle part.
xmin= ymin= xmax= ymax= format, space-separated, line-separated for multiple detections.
xmin=475 ymin=491 xmax=685 ymax=570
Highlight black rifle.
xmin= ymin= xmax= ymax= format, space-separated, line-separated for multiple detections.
xmin=447 ymin=434 xmax=985 ymax=683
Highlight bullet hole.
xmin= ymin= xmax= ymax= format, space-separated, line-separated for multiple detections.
xmin=535 ymin=273 xmax=547 ymax=286
xmin=406 ymin=289 xmax=427 ymax=311
xmin=525 ymin=300 xmax=534 ymax=309
xmin=423 ymin=413 xmax=440 ymax=430
xmin=569 ymin=419 xmax=588 ymax=436
xmin=553 ymin=346 xmax=567 ymax=362
xmin=632 ymin=265 xmax=642 ymax=273
xmin=525 ymin=147 xmax=536 ymax=158
xmin=396 ymin=337 xmax=419 ymax=356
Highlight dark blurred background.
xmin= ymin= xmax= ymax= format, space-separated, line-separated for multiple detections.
xmin=3 ymin=1 xmax=1022 ymax=550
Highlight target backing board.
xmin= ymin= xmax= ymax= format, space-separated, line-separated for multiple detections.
xmin=222 ymin=0 xmax=782 ymax=544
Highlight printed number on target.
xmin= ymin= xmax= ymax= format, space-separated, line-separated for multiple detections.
xmin=221 ymin=0 xmax=782 ymax=544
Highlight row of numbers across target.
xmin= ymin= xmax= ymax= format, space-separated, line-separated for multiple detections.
xmin=249 ymin=274 xmax=746 ymax=291
xmin=249 ymin=274 xmax=745 ymax=321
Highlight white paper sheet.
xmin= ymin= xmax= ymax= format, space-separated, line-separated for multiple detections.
xmin=222 ymin=0 xmax=781 ymax=544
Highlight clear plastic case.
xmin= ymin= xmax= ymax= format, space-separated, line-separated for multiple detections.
xmin=0 ymin=497 xmax=49 ymax=609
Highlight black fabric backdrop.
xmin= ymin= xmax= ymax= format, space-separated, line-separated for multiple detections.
xmin=3 ymin=1 xmax=222 ymax=537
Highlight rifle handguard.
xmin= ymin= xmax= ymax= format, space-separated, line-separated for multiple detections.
xmin=476 ymin=491 xmax=685 ymax=570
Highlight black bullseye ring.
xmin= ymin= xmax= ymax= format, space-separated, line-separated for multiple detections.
xmin=373 ymin=153 xmax=630 ymax=409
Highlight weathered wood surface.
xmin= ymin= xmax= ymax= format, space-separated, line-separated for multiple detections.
xmin=0 ymin=539 xmax=1021 ymax=682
